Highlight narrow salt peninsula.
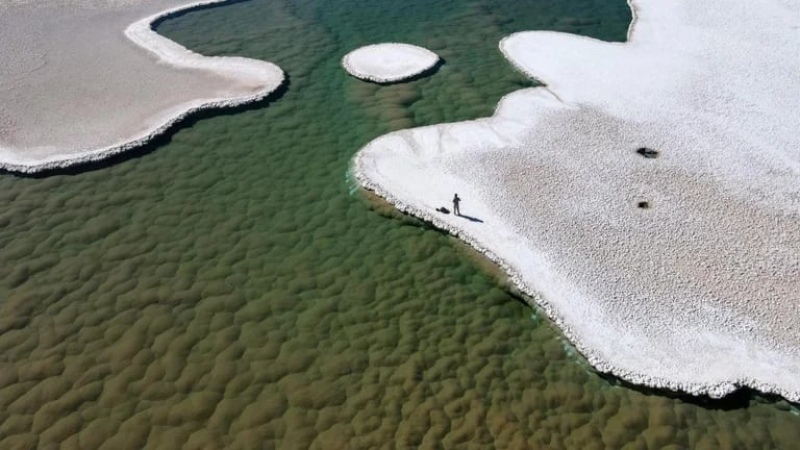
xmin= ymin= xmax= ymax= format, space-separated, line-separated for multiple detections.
xmin=0 ymin=0 xmax=284 ymax=173
xmin=355 ymin=0 xmax=800 ymax=401
xmin=342 ymin=43 xmax=439 ymax=83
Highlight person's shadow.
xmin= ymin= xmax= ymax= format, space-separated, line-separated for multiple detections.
xmin=436 ymin=206 xmax=484 ymax=223
xmin=457 ymin=213 xmax=483 ymax=223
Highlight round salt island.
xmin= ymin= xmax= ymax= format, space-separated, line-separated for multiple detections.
xmin=342 ymin=43 xmax=440 ymax=83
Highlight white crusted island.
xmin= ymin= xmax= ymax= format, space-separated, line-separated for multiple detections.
xmin=354 ymin=0 xmax=800 ymax=401
xmin=0 ymin=0 xmax=284 ymax=173
xmin=342 ymin=43 xmax=439 ymax=83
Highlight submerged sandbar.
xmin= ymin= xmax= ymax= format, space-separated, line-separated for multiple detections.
xmin=0 ymin=0 xmax=283 ymax=173
xmin=355 ymin=0 xmax=800 ymax=400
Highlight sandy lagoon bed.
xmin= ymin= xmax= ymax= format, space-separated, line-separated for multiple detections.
xmin=355 ymin=0 xmax=800 ymax=400
xmin=0 ymin=0 xmax=283 ymax=173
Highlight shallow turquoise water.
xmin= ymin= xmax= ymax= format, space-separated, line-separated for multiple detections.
xmin=0 ymin=0 xmax=798 ymax=448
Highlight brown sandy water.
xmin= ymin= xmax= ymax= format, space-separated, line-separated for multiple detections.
xmin=0 ymin=0 xmax=798 ymax=448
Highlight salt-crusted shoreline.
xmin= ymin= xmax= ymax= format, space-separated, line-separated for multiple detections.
xmin=0 ymin=0 xmax=283 ymax=174
xmin=342 ymin=43 xmax=439 ymax=84
xmin=354 ymin=0 xmax=800 ymax=402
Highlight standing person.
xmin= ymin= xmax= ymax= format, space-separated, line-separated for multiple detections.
xmin=452 ymin=193 xmax=461 ymax=216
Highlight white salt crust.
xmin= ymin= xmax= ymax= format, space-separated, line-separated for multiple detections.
xmin=354 ymin=0 xmax=800 ymax=401
xmin=342 ymin=43 xmax=439 ymax=83
xmin=0 ymin=0 xmax=284 ymax=173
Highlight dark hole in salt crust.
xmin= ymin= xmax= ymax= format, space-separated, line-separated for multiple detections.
xmin=636 ymin=147 xmax=659 ymax=158
xmin=637 ymin=201 xmax=650 ymax=209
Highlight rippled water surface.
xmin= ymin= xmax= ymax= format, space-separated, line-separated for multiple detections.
xmin=1 ymin=0 xmax=798 ymax=448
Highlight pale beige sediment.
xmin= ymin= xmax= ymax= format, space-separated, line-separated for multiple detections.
xmin=0 ymin=0 xmax=284 ymax=173
xmin=354 ymin=0 xmax=800 ymax=401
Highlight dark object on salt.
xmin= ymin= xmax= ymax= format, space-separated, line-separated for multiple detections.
xmin=637 ymin=201 xmax=650 ymax=209
xmin=436 ymin=207 xmax=450 ymax=214
xmin=636 ymin=147 xmax=659 ymax=158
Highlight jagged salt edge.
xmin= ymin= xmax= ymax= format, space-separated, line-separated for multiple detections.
xmin=496 ymin=0 xmax=640 ymax=105
xmin=341 ymin=43 xmax=439 ymax=83
xmin=353 ymin=147 xmax=800 ymax=403
xmin=352 ymin=0 xmax=800 ymax=402
xmin=0 ymin=0 xmax=284 ymax=174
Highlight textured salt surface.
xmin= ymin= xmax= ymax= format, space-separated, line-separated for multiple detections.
xmin=342 ymin=43 xmax=439 ymax=83
xmin=355 ymin=0 xmax=800 ymax=401
xmin=3 ymin=0 xmax=800 ymax=447
xmin=0 ymin=0 xmax=283 ymax=173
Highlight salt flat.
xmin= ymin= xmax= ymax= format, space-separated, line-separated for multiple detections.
xmin=342 ymin=43 xmax=439 ymax=83
xmin=355 ymin=0 xmax=800 ymax=400
xmin=0 ymin=0 xmax=283 ymax=173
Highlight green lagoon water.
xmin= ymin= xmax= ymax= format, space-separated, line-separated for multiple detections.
xmin=1 ymin=0 xmax=799 ymax=448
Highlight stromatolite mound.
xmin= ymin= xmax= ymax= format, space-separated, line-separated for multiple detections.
xmin=342 ymin=43 xmax=439 ymax=83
